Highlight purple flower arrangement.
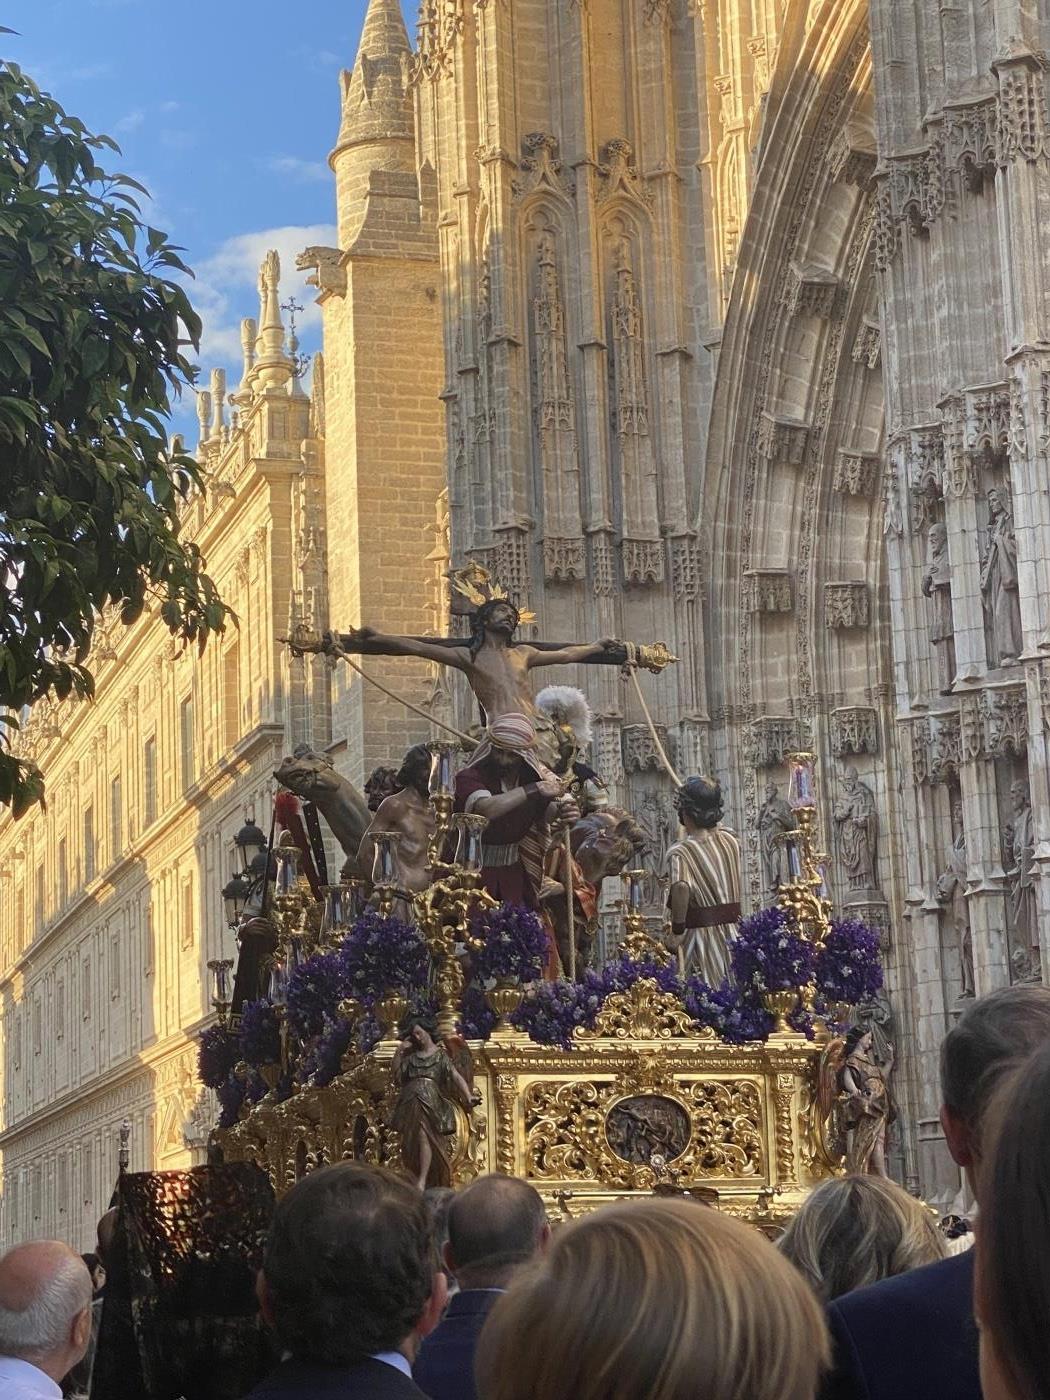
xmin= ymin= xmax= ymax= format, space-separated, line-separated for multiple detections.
xmin=814 ymin=918 xmax=884 ymax=1007
xmin=684 ymin=977 xmax=775 ymax=1044
xmin=340 ymin=909 xmax=430 ymax=998
xmin=286 ymin=949 xmax=346 ymax=1040
xmin=470 ymin=903 xmax=550 ymax=984
xmin=730 ymin=906 xmax=815 ymax=995
xmin=459 ymin=983 xmax=499 ymax=1040
xmin=217 ymin=1071 xmax=246 ymax=1130
xmin=597 ymin=953 xmax=682 ymax=999
xmin=510 ymin=979 xmax=596 ymax=1050
xmin=298 ymin=1016 xmax=353 ymax=1088
xmin=198 ymin=1024 xmax=237 ymax=1089
xmin=238 ymin=999 xmax=281 ymax=1067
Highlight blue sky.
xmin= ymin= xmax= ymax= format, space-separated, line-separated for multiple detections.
xmin=4 ymin=0 xmax=399 ymax=436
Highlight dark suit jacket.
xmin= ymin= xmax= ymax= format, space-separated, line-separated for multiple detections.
xmin=245 ymin=1356 xmax=431 ymax=1400
xmin=820 ymin=1249 xmax=980 ymax=1400
xmin=413 ymin=1290 xmax=503 ymax=1400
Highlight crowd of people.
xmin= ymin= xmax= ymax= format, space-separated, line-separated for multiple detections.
xmin=0 ymin=984 xmax=1048 ymax=1400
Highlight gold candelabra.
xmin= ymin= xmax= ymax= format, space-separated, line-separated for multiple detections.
xmin=618 ymin=868 xmax=672 ymax=964
xmin=774 ymin=753 xmax=832 ymax=946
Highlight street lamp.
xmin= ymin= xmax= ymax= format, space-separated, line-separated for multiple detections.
xmin=231 ymin=817 xmax=267 ymax=874
xmin=222 ymin=873 xmax=252 ymax=929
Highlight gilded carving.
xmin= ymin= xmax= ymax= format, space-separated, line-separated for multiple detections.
xmin=579 ymin=979 xmax=700 ymax=1040
xmin=522 ymin=1074 xmax=763 ymax=1188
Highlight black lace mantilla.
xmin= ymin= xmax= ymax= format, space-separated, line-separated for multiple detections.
xmin=91 ymin=1162 xmax=279 ymax=1400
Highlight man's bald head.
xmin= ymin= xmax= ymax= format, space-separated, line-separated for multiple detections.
xmin=95 ymin=1207 xmax=118 ymax=1267
xmin=0 ymin=1241 xmax=92 ymax=1380
xmin=446 ymin=1175 xmax=548 ymax=1289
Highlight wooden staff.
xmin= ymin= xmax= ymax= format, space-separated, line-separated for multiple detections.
xmin=565 ymin=828 xmax=577 ymax=981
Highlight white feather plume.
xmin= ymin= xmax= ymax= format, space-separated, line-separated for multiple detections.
xmin=535 ymin=685 xmax=593 ymax=746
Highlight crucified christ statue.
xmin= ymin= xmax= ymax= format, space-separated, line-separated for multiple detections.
xmin=288 ymin=581 xmax=675 ymax=733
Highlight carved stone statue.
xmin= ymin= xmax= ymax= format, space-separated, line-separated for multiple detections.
xmin=980 ymin=487 xmax=1023 ymax=666
xmin=1004 ymin=777 xmax=1039 ymax=980
xmin=936 ymin=800 xmax=974 ymax=998
xmin=273 ymin=746 xmax=371 ymax=876
xmin=833 ymin=767 xmax=881 ymax=895
xmin=921 ymin=520 xmax=956 ymax=694
xmin=757 ymin=782 xmax=797 ymax=893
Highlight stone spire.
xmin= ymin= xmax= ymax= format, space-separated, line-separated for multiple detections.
xmin=333 ymin=0 xmax=414 ymax=155
xmin=330 ymin=0 xmax=416 ymax=248
xmin=253 ymin=251 xmax=292 ymax=389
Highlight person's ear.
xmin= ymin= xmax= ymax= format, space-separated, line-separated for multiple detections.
xmin=256 ymin=1270 xmax=277 ymax=1329
xmin=538 ymin=1221 xmax=552 ymax=1253
xmin=418 ymin=1270 xmax=449 ymax=1339
xmin=71 ymin=1304 xmax=92 ymax=1353
xmin=941 ymin=1104 xmax=974 ymax=1169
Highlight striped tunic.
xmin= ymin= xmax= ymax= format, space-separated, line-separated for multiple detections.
xmin=665 ymin=827 xmax=742 ymax=985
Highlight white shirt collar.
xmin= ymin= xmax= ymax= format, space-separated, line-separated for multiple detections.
xmin=0 ymin=1356 xmax=63 ymax=1400
xmin=371 ymin=1351 xmax=412 ymax=1378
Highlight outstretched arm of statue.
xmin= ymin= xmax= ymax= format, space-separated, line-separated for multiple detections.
xmin=338 ymin=626 xmax=471 ymax=671
xmin=524 ymin=638 xmax=621 ymax=669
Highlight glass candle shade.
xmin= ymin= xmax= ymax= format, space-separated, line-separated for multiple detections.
xmin=371 ymin=831 xmax=402 ymax=886
xmin=428 ymin=742 xmax=457 ymax=797
xmin=454 ymin=814 xmax=487 ymax=873
xmin=275 ymin=839 xmax=300 ymax=897
xmin=787 ymin=756 xmax=816 ymax=809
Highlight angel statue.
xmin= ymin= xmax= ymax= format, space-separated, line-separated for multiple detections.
xmin=815 ymin=1025 xmax=894 ymax=1177
xmin=839 ymin=1026 xmax=893 ymax=1176
xmin=390 ymin=1014 xmax=477 ymax=1190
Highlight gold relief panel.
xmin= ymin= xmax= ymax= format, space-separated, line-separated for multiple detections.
xmin=522 ymin=1071 xmax=763 ymax=1191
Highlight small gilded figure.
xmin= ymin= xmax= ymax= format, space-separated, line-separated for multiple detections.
xmin=838 ymin=1026 xmax=893 ymax=1177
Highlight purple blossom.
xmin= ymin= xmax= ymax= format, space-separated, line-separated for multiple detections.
xmin=339 ymin=910 xmax=429 ymax=997
xmin=217 ymin=1071 xmax=246 ymax=1130
xmin=198 ymin=1024 xmax=237 ymax=1089
xmin=683 ymin=977 xmax=776 ymax=1044
xmin=459 ymin=983 xmax=499 ymax=1041
xmin=815 ymin=918 xmax=884 ymax=1006
xmin=239 ymin=999 xmax=281 ymax=1066
xmin=510 ymin=980 xmax=592 ymax=1050
xmin=730 ymin=907 xmax=814 ymax=994
xmin=598 ymin=953 xmax=682 ymax=999
xmin=286 ymin=949 xmax=345 ymax=1040
xmin=470 ymin=903 xmax=550 ymax=984
xmin=298 ymin=1016 xmax=352 ymax=1088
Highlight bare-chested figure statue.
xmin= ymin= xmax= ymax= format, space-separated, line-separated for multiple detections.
xmin=286 ymin=567 xmax=675 ymax=750
xmin=357 ymin=744 xmax=436 ymax=895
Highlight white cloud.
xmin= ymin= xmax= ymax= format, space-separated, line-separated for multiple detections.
xmin=113 ymin=108 xmax=145 ymax=134
xmin=266 ymin=155 xmax=330 ymax=184
xmin=186 ymin=223 xmax=338 ymax=386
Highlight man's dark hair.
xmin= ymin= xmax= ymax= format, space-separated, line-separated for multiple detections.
xmin=940 ymin=985 xmax=1050 ymax=1130
xmin=447 ymin=1174 xmax=547 ymax=1288
xmin=674 ymin=777 xmax=724 ymax=829
xmin=262 ymin=1163 xmax=435 ymax=1364
xmin=469 ymin=599 xmax=520 ymax=660
xmin=364 ymin=765 xmax=399 ymax=812
xmin=396 ymin=744 xmax=432 ymax=793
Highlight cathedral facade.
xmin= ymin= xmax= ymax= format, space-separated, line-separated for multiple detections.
xmin=2 ymin=0 xmax=1049 ymax=1235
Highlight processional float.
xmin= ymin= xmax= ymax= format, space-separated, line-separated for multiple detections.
xmin=208 ymin=573 xmax=878 ymax=1228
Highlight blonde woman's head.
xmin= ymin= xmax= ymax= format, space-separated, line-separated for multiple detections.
xmin=475 ymin=1197 xmax=829 ymax=1400
xmin=777 ymin=1174 xmax=946 ymax=1303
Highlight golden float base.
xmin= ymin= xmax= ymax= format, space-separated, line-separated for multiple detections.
xmin=219 ymin=981 xmax=841 ymax=1228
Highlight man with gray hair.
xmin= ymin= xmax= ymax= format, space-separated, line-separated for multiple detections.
xmin=0 ymin=1241 xmax=93 ymax=1400
xmin=822 ymin=984 xmax=1050 ymax=1400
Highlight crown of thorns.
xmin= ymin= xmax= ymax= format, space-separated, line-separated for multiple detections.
xmin=446 ymin=563 xmax=536 ymax=624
